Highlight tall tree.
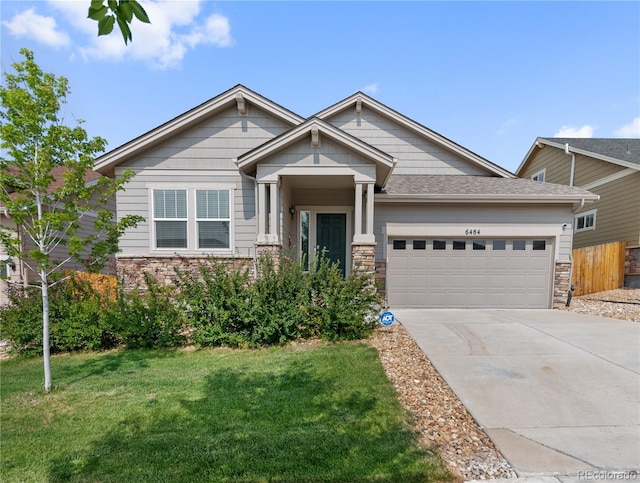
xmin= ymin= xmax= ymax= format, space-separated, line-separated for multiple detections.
xmin=87 ymin=0 xmax=151 ymax=44
xmin=0 ymin=49 xmax=142 ymax=392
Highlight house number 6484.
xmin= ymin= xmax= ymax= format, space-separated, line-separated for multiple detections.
xmin=465 ymin=229 xmax=481 ymax=235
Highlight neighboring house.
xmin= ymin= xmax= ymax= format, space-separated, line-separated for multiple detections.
xmin=94 ymin=85 xmax=597 ymax=309
xmin=517 ymin=137 xmax=640 ymax=287
xmin=0 ymin=166 xmax=111 ymax=306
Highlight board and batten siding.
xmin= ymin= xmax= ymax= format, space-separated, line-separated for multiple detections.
xmin=325 ymin=107 xmax=488 ymax=176
xmin=373 ymin=203 xmax=574 ymax=261
xmin=114 ymin=105 xmax=292 ymax=256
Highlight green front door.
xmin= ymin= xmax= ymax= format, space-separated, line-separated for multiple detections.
xmin=316 ymin=214 xmax=347 ymax=275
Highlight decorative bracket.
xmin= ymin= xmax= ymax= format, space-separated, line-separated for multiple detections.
xmin=355 ymin=98 xmax=362 ymax=115
xmin=311 ymin=126 xmax=320 ymax=147
xmin=236 ymin=92 xmax=247 ymax=115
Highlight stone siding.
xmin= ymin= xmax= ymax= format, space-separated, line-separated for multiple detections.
xmin=625 ymin=246 xmax=640 ymax=276
xmin=351 ymin=243 xmax=376 ymax=277
xmin=117 ymin=255 xmax=254 ymax=292
xmin=553 ymin=261 xmax=572 ymax=308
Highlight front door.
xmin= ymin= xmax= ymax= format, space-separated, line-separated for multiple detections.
xmin=316 ymin=214 xmax=347 ymax=275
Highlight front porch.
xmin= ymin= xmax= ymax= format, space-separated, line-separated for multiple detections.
xmin=255 ymin=174 xmax=377 ymax=276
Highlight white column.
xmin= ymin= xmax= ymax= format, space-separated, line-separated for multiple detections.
xmin=257 ymin=182 xmax=267 ymax=241
xmin=366 ymin=183 xmax=374 ymax=237
xmin=354 ymin=182 xmax=363 ymax=238
xmin=269 ymin=181 xmax=279 ymax=243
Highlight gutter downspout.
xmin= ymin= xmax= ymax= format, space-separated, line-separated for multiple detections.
xmin=565 ymin=143 xmax=576 ymax=187
xmin=235 ymin=160 xmax=259 ymax=277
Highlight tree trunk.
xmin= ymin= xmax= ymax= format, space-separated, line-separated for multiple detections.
xmin=41 ymin=269 xmax=51 ymax=392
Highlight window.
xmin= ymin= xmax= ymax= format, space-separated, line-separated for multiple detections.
xmin=413 ymin=240 xmax=426 ymax=250
xmin=152 ymin=187 xmax=233 ymax=251
xmin=575 ymin=210 xmax=596 ymax=232
xmin=433 ymin=240 xmax=446 ymax=250
xmin=492 ymin=240 xmax=506 ymax=250
xmin=196 ymin=190 xmax=230 ymax=249
xmin=393 ymin=240 xmax=406 ymax=250
xmin=533 ymin=240 xmax=546 ymax=251
xmin=473 ymin=240 xmax=486 ymax=250
xmin=452 ymin=240 xmax=466 ymax=250
xmin=300 ymin=211 xmax=310 ymax=270
xmin=531 ymin=170 xmax=545 ymax=182
xmin=154 ymin=189 xmax=187 ymax=249
xmin=512 ymin=240 xmax=526 ymax=250
xmin=0 ymin=263 xmax=7 ymax=278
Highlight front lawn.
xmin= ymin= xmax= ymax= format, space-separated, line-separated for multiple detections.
xmin=0 ymin=343 xmax=453 ymax=482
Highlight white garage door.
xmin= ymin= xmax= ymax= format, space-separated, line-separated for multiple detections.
xmin=387 ymin=238 xmax=553 ymax=309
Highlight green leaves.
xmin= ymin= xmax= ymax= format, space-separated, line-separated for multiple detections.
xmin=87 ymin=0 xmax=150 ymax=44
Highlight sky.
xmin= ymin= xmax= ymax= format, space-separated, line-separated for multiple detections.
xmin=1 ymin=1 xmax=639 ymax=174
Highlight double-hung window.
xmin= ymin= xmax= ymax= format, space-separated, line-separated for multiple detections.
xmin=154 ymin=189 xmax=188 ymax=249
xmin=196 ymin=190 xmax=230 ymax=249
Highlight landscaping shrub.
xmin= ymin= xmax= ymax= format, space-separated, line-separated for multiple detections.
xmin=0 ymin=275 xmax=120 ymax=356
xmin=108 ymin=272 xmax=186 ymax=349
xmin=176 ymin=255 xmax=381 ymax=348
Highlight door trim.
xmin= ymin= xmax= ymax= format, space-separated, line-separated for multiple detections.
xmin=297 ymin=205 xmax=352 ymax=275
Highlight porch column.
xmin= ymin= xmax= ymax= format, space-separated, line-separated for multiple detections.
xmin=354 ymin=182 xmax=363 ymax=238
xmin=269 ymin=181 xmax=279 ymax=243
xmin=365 ymin=183 xmax=374 ymax=237
xmin=257 ymin=181 xmax=268 ymax=243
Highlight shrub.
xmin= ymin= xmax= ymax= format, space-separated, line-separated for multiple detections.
xmin=108 ymin=272 xmax=186 ymax=349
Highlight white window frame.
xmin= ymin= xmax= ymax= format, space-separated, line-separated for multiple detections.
xmin=531 ymin=169 xmax=546 ymax=182
xmin=574 ymin=209 xmax=596 ymax=233
xmin=195 ymin=189 xmax=232 ymax=251
xmin=149 ymin=185 xmax=235 ymax=253
xmin=152 ymin=188 xmax=189 ymax=251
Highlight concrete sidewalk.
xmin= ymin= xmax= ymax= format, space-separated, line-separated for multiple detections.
xmin=394 ymin=309 xmax=640 ymax=478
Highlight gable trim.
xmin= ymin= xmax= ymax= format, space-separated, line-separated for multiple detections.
xmin=315 ymin=92 xmax=516 ymax=179
xmin=236 ymin=117 xmax=396 ymax=185
xmin=517 ymin=137 xmax=640 ymax=175
xmin=94 ymin=85 xmax=305 ymax=177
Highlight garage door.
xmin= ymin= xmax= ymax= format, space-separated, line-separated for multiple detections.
xmin=387 ymin=238 xmax=553 ymax=308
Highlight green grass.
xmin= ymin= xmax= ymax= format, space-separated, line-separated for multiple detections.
xmin=0 ymin=343 xmax=453 ymax=482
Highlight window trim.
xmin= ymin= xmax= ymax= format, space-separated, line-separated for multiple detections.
xmin=152 ymin=188 xmax=189 ymax=251
xmin=531 ymin=169 xmax=546 ymax=182
xmin=149 ymin=186 xmax=235 ymax=253
xmin=574 ymin=209 xmax=596 ymax=233
xmin=195 ymin=189 xmax=231 ymax=250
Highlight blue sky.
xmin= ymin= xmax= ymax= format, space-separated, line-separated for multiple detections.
xmin=2 ymin=1 xmax=639 ymax=173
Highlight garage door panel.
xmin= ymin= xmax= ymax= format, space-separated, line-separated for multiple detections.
xmin=388 ymin=237 xmax=552 ymax=309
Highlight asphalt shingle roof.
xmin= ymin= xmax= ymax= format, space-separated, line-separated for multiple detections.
xmin=383 ymin=175 xmax=597 ymax=199
xmin=540 ymin=138 xmax=640 ymax=166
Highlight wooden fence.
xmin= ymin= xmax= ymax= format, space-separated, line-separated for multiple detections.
xmin=571 ymin=241 xmax=626 ymax=296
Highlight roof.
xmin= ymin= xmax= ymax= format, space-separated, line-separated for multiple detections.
xmin=94 ymin=84 xmax=305 ymax=177
xmin=315 ymin=91 xmax=516 ymax=179
xmin=236 ymin=117 xmax=396 ymax=187
xmin=517 ymin=138 xmax=640 ymax=174
xmin=378 ymin=175 xmax=599 ymax=203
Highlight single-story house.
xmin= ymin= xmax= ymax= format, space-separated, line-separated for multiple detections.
xmin=517 ymin=137 xmax=640 ymax=287
xmin=94 ymin=85 xmax=597 ymax=309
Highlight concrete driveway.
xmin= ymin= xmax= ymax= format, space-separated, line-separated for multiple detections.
xmin=394 ymin=309 xmax=640 ymax=476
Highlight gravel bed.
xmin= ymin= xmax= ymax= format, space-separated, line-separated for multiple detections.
xmin=368 ymin=288 xmax=640 ymax=480
xmin=369 ymin=324 xmax=517 ymax=481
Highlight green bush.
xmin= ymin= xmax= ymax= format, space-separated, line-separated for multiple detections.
xmin=0 ymin=277 xmax=120 ymax=356
xmin=108 ymin=273 xmax=186 ymax=349
xmin=176 ymin=255 xmax=381 ymax=348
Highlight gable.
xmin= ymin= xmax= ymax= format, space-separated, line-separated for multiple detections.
xmin=94 ymin=85 xmax=304 ymax=177
xmin=119 ymin=105 xmax=293 ymax=172
xmin=317 ymin=94 xmax=514 ymax=178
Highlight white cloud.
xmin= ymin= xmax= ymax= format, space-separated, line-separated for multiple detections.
xmin=553 ymin=125 xmax=595 ymax=138
xmin=497 ymin=118 xmax=519 ymax=136
xmin=2 ymin=7 xmax=70 ymax=48
xmin=362 ymin=83 xmax=378 ymax=95
xmin=614 ymin=117 xmax=640 ymax=137
xmin=47 ymin=0 xmax=233 ymax=69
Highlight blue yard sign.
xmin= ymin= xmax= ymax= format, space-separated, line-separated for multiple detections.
xmin=380 ymin=311 xmax=395 ymax=326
